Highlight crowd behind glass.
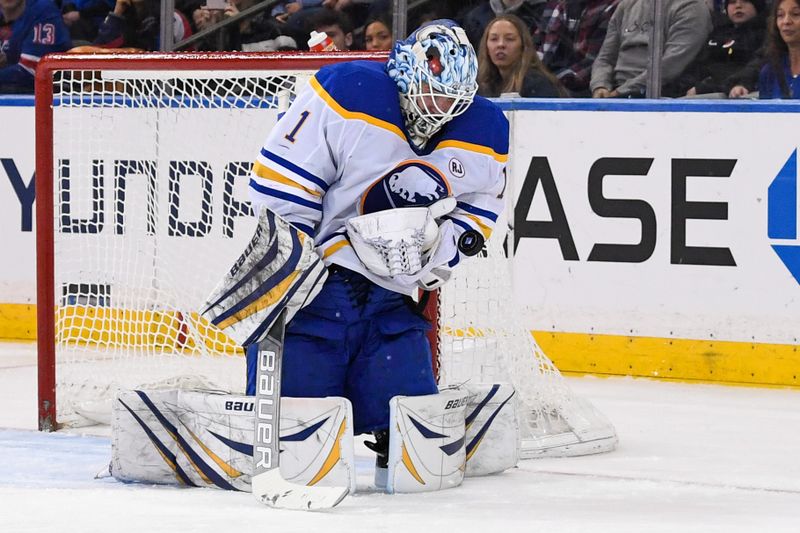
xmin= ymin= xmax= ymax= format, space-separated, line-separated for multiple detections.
xmin=1 ymin=0 xmax=798 ymax=99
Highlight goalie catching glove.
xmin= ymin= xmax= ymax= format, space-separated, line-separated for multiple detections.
xmin=346 ymin=197 xmax=458 ymax=288
xmin=201 ymin=206 xmax=327 ymax=346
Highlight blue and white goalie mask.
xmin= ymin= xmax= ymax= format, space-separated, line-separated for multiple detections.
xmin=387 ymin=20 xmax=478 ymax=148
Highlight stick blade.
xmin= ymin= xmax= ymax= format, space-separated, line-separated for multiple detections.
xmin=252 ymin=470 xmax=349 ymax=510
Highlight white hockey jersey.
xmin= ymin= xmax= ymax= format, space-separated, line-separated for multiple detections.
xmin=249 ymin=60 xmax=509 ymax=296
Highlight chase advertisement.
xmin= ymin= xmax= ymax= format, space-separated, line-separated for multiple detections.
xmin=508 ymin=107 xmax=799 ymax=346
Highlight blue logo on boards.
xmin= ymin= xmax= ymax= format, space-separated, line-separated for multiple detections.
xmin=768 ymin=150 xmax=800 ymax=285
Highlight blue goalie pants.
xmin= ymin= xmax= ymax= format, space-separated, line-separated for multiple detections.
xmin=246 ymin=266 xmax=438 ymax=434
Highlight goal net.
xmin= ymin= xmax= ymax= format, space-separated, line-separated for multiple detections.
xmin=36 ymin=52 xmax=616 ymax=456
xmin=435 ymin=223 xmax=617 ymax=457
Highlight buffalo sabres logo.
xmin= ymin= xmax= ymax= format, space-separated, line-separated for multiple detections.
xmin=360 ymin=160 xmax=451 ymax=214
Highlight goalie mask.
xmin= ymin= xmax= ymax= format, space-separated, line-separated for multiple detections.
xmin=387 ymin=20 xmax=478 ymax=149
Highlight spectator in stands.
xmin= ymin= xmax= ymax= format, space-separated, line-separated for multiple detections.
xmin=0 ymin=0 xmax=72 ymax=93
xmin=92 ymin=0 xmax=167 ymax=50
xmin=677 ymin=0 xmax=766 ymax=97
xmin=192 ymin=2 xmax=223 ymax=43
xmin=478 ymin=14 xmax=566 ymax=97
xmin=272 ymin=1 xmax=322 ymax=23
xmin=281 ymin=0 xmax=389 ymax=46
xmin=726 ymin=50 xmax=764 ymax=97
xmin=221 ymin=0 xmax=297 ymax=51
xmin=190 ymin=1 xmax=279 ymax=51
xmin=590 ymin=0 xmax=712 ymax=98
xmin=409 ymin=8 xmax=448 ymax=32
xmin=450 ymin=0 xmax=489 ymax=20
xmin=305 ymin=7 xmax=353 ymax=49
xmin=60 ymin=0 xmax=114 ymax=43
xmin=320 ymin=0 xmax=389 ymax=30
xmin=363 ymin=11 xmax=392 ymax=50
xmin=536 ymin=0 xmax=620 ymax=97
xmin=463 ymin=0 xmax=546 ymax=50
xmin=758 ymin=0 xmax=800 ymax=98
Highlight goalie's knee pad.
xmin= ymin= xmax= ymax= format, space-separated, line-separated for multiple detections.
xmin=111 ymin=390 xmax=356 ymax=493
xmin=385 ymin=388 xmax=469 ymax=493
xmin=462 ymin=383 xmax=519 ymax=476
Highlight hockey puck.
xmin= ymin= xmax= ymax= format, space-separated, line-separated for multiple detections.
xmin=458 ymin=230 xmax=484 ymax=256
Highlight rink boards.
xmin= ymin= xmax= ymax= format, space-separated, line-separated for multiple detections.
xmin=503 ymin=100 xmax=799 ymax=385
xmin=0 ymin=97 xmax=797 ymax=386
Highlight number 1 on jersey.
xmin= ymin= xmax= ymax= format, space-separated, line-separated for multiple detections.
xmin=284 ymin=111 xmax=310 ymax=143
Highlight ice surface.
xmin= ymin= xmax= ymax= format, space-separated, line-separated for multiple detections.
xmin=2 ymin=342 xmax=798 ymax=532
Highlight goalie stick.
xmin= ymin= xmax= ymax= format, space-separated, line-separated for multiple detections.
xmin=252 ymin=309 xmax=349 ymax=510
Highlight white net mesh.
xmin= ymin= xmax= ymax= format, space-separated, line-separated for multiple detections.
xmin=44 ymin=55 xmax=615 ymax=454
xmin=49 ymin=66 xmax=304 ymax=425
xmin=437 ymin=218 xmax=617 ymax=458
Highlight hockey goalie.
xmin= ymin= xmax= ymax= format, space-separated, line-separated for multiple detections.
xmin=109 ymin=19 xmax=580 ymax=507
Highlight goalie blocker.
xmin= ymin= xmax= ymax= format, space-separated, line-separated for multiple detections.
xmin=201 ymin=206 xmax=328 ymax=347
xmin=109 ymin=383 xmax=517 ymax=493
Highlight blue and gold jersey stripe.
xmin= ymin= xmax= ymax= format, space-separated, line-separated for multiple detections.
xmin=445 ymin=213 xmax=493 ymax=240
xmin=456 ymin=201 xmax=499 ymax=222
xmin=252 ymin=161 xmax=322 ymax=198
xmin=453 ymin=201 xmax=498 ymax=239
xmin=249 ymin=179 xmax=322 ymax=212
xmin=260 ymin=147 xmax=330 ymax=192
xmin=309 ymin=76 xmax=407 ymax=141
xmin=434 ymin=139 xmax=508 ymax=163
xmin=321 ymin=237 xmax=350 ymax=259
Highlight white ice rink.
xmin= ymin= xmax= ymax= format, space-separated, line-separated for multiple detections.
xmin=1 ymin=341 xmax=798 ymax=533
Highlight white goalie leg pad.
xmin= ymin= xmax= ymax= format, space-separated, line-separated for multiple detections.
xmin=385 ymin=389 xmax=468 ymax=494
xmin=201 ymin=206 xmax=328 ymax=347
xmin=111 ymin=390 xmax=186 ymax=486
xmin=111 ymin=391 xmax=355 ymax=493
xmin=172 ymin=391 xmax=255 ymax=491
xmin=462 ymin=383 xmax=520 ymax=477
xmin=276 ymin=396 xmax=356 ymax=494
